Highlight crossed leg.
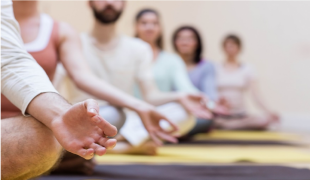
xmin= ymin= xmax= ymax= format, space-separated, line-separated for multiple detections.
xmin=214 ymin=114 xmax=275 ymax=130
xmin=1 ymin=115 xmax=63 ymax=180
xmin=109 ymin=102 xmax=196 ymax=155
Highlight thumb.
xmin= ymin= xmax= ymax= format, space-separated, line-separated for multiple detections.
xmin=84 ymin=99 xmax=100 ymax=116
xmin=158 ymin=113 xmax=179 ymax=133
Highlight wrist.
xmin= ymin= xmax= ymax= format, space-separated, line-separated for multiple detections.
xmin=27 ymin=93 xmax=72 ymax=129
xmin=176 ymin=92 xmax=187 ymax=103
xmin=131 ymin=100 xmax=154 ymax=114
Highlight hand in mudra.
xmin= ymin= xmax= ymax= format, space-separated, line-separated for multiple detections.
xmin=50 ymin=99 xmax=117 ymax=159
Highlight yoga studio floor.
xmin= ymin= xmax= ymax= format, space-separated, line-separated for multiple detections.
xmin=36 ymin=127 xmax=310 ymax=180
xmin=35 ymin=116 xmax=310 ymax=180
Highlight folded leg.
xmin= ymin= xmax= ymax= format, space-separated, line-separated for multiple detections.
xmin=120 ymin=102 xmax=196 ymax=147
xmin=1 ymin=116 xmax=62 ymax=180
xmin=215 ymin=114 xmax=273 ymax=130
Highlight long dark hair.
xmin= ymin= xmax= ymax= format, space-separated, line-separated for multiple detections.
xmin=135 ymin=8 xmax=163 ymax=49
xmin=173 ymin=26 xmax=203 ymax=64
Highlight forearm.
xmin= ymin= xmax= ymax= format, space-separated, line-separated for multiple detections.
xmin=73 ymin=73 xmax=150 ymax=112
xmin=144 ymin=91 xmax=182 ymax=106
xmin=253 ymin=96 xmax=272 ymax=113
xmin=251 ymin=84 xmax=272 ymax=113
xmin=202 ymin=77 xmax=218 ymax=101
xmin=26 ymin=93 xmax=71 ymax=129
xmin=139 ymin=79 xmax=184 ymax=106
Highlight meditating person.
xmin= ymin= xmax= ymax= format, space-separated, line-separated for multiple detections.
xmin=134 ymin=9 xmax=221 ymax=136
xmin=57 ymin=0 xmax=214 ymax=155
xmin=5 ymin=0 xmax=179 ymax=175
xmin=213 ymin=34 xmax=280 ymax=130
xmin=1 ymin=1 xmax=117 ymax=179
xmin=172 ymin=26 xmax=218 ymax=101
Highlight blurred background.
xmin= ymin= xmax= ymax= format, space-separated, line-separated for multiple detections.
xmin=19 ymin=1 xmax=310 ymax=179
xmin=39 ymin=1 xmax=310 ymax=130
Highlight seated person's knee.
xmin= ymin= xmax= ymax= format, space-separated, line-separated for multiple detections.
xmin=99 ymin=106 xmax=126 ymax=131
xmin=1 ymin=116 xmax=63 ymax=180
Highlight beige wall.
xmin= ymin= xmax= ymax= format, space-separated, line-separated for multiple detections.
xmin=39 ymin=1 xmax=310 ymax=116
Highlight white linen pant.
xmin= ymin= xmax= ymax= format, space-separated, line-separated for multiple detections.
xmin=99 ymin=105 xmax=126 ymax=131
xmin=120 ymin=102 xmax=196 ymax=146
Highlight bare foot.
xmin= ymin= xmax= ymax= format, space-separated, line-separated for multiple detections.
xmin=108 ymin=141 xmax=157 ymax=155
xmin=51 ymin=151 xmax=96 ymax=175
xmin=50 ymin=99 xmax=118 ymax=159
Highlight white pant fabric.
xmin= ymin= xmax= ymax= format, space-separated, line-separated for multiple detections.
xmin=120 ymin=102 xmax=196 ymax=147
xmin=99 ymin=105 xmax=126 ymax=131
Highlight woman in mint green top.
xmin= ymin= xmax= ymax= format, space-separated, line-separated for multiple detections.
xmin=135 ymin=9 xmax=212 ymax=135
xmin=134 ymin=9 xmax=197 ymax=94
xmin=152 ymin=51 xmax=197 ymax=93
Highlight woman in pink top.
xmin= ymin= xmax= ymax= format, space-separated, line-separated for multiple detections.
xmin=215 ymin=35 xmax=279 ymax=130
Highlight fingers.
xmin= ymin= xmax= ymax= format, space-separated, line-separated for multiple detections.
xmin=76 ymin=148 xmax=95 ymax=160
xmin=156 ymin=131 xmax=178 ymax=144
xmin=84 ymin=99 xmax=100 ymax=117
xmin=91 ymin=116 xmax=118 ymax=137
xmin=150 ymin=133 xmax=163 ymax=146
xmin=90 ymin=143 xmax=106 ymax=156
xmin=97 ymin=137 xmax=117 ymax=150
xmin=192 ymin=108 xmax=213 ymax=119
xmin=189 ymin=93 xmax=205 ymax=100
xmin=161 ymin=116 xmax=179 ymax=133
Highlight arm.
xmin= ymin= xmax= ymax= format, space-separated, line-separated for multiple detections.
xmin=200 ymin=63 xmax=218 ymax=101
xmin=1 ymin=1 xmax=58 ymax=114
xmin=58 ymin=22 xmax=147 ymax=111
xmin=136 ymin=48 xmax=212 ymax=119
xmin=249 ymin=80 xmax=276 ymax=114
xmin=1 ymin=1 xmax=116 ymax=159
xmin=57 ymin=22 xmax=178 ymax=145
xmin=172 ymin=55 xmax=199 ymax=93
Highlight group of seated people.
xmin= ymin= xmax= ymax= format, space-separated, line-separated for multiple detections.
xmin=1 ymin=0 xmax=280 ymax=178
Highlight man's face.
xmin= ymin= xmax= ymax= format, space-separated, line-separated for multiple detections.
xmin=89 ymin=0 xmax=125 ymax=24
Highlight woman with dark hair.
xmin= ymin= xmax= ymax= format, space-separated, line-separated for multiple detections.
xmin=135 ymin=9 xmax=225 ymax=136
xmin=212 ymin=34 xmax=280 ymax=130
xmin=173 ymin=26 xmax=218 ymax=101
xmin=135 ymin=9 xmax=197 ymax=93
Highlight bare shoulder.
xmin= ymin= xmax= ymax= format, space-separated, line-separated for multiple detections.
xmin=58 ymin=21 xmax=79 ymax=41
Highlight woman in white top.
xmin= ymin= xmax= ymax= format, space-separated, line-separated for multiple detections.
xmin=215 ymin=34 xmax=279 ymax=130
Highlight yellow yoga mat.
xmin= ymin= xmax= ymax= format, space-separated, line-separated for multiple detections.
xmin=96 ymin=131 xmax=310 ymax=164
xmin=96 ymin=146 xmax=310 ymax=164
xmin=193 ymin=130 xmax=302 ymax=142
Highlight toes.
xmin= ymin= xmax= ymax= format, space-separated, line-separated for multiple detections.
xmin=77 ymin=148 xmax=95 ymax=160
xmin=98 ymin=137 xmax=117 ymax=150
xmin=90 ymin=143 xmax=106 ymax=156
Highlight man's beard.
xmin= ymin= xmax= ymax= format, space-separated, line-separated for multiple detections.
xmin=92 ymin=5 xmax=123 ymax=24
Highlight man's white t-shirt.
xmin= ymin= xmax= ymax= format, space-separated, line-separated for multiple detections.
xmin=62 ymin=33 xmax=154 ymax=105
